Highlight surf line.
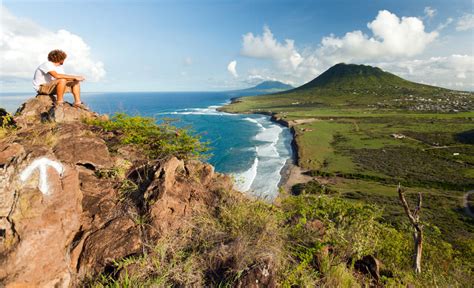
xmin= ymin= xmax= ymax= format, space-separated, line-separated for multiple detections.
xmin=231 ymin=114 xmax=294 ymax=201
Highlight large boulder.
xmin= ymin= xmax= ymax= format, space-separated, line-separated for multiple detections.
xmin=13 ymin=95 xmax=54 ymax=128
xmin=14 ymin=94 xmax=98 ymax=128
xmin=144 ymin=157 xmax=232 ymax=238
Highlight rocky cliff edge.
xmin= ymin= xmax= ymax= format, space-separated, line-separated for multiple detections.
xmin=0 ymin=95 xmax=233 ymax=287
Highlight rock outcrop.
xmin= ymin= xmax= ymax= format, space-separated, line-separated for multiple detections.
xmin=14 ymin=94 xmax=101 ymax=128
xmin=0 ymin=96 xmax=233 ymax=287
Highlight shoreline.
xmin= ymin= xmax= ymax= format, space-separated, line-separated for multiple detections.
xmin=270 ymin=114 xmax=315 ymax=192
xmin=218 ymin=101 xmax=310 ymax=194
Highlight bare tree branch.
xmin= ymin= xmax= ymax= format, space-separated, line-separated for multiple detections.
xmin=398 ymin=184 xmax=417 ymax=226
xmin=398 ymin=183 xmax=423 ymax=274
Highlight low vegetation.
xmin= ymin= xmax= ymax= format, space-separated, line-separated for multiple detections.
xmin=86 ymin=113 xmax=209 ymax=160
xmin=0 ymin=108 xmax=15 ymax=138
xmin=90 ymin=187 xmax=472 ymax=287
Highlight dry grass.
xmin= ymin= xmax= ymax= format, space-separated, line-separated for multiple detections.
xmin=89 ymin=188 xmax=287 ymax=287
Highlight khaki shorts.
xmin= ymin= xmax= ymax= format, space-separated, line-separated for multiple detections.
xmin=38 ymin=79 xmax=76 ymax=95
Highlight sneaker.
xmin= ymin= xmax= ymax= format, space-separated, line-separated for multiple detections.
xmin=73 ymin=102 xmax=89 ymax=110
xmin=55 ymin=101 xmax=65 ymax=107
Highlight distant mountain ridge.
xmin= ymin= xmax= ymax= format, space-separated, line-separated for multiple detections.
xmin=229 ymin=80 xmax=293 ymax=96
xmin=251 ymin=80 xmax=294 ymax=91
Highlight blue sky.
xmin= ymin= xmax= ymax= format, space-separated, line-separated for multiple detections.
xmin=1 ymin=0 xmax=473 ymax=92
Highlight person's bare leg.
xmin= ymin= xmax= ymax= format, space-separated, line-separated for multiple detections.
xmin=71 ymin=81 xmax=81 ymax=104
xmin=56 ymin=79 xmax=67 ymax=103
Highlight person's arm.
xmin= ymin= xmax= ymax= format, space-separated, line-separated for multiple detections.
xmin=48 ymin=70 xmax=85 ymax=81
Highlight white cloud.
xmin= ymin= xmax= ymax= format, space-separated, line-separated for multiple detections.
xmin=240 ymin=26 xmax=319 ymax=84
xmin=183 ymin=57 xmax=193 ymax=66
xmin=244 ymin=73 xmax=291 ymax=86
xmin=374 ymin=54 xmax=474 ymax=89
xmin=227 ymin=60 xmax=238 ymax=77
xmin=436 ymin=17 xmax=453 ymax=31
xmin=319 ymin=10 xmax=438 ymax=64
xmin=0 ymin=6 xmax=105 ymax=83
xmin=424 ymin=7 xmax=437 ymax=19
xmin=456 ymin=13 xmax=474 ymax=31
xmin=241 ymin=26 xmax=303 ymax=70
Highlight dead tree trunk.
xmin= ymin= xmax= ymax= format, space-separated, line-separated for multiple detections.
xmin=398 ymin=184 xmax=423 ymax=274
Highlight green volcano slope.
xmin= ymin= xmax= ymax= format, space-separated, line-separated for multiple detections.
xmin=222 ymin=63 xmax=474 ymax=270
xmin=224 ymin=63 xmax=472 ymax=113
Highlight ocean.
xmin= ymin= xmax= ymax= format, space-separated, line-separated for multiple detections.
xmin=0 ymin=91 xmax=293 ymax=200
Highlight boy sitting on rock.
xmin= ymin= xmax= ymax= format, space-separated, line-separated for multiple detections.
xmin=33 ymin=49 xmax=87 ymax=109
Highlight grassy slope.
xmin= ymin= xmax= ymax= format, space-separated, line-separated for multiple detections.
xmin=222 ymin=63 xmax=474 ymax=259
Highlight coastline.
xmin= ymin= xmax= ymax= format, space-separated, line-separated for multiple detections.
xmin=218 ymin=100 xmax=310 ymax=194
xmin=270 ymin=114 xmax=316 ymax=193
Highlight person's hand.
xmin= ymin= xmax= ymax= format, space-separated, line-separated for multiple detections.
xmin=75 ymin=76 xmax=85 ymax=81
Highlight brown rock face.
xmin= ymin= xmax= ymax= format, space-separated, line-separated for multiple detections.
xmin=13 ymin=95 xmax=55 ymax=128
xmin=0 ymin=144 xmax=82 ymax=287
xmin=145 ymin=158 xmax=230 ymax=238
xmin=14 ymin=94 xmax=98 ymax=128
xmin=54 ymin=135 xmax=114 ymax=169
xmin=0 ymin=96 xmax=233 ymax=287
xmin=0 ymin=143 xmax=24 ymax=167
xmin=50 ymin=103 xmax=99 ymax=123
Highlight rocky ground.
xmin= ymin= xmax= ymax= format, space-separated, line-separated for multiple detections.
xmin=0 ymin=95 xmax=234 ymax=287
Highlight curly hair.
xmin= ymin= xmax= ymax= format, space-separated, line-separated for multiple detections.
xmin=47 ymin=50 xmax=67 ymax=63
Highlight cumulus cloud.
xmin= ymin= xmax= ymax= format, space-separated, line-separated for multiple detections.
xmin=241 ymin=26 xmax=304 ymax=70
xmin=0 ymin=6 xmax=105 ymax=82
xmin=319 ymin=10 xmax=438 ymax=64
xmin=227 ymin=60 xmax=238 ymax=77
xmin=456 ymin=13 xmax=474 ymax=31
xmin=240 ymin=26 xmax=319 ymax=84
xmin=376 ymin=54 xmax=474 ymax=89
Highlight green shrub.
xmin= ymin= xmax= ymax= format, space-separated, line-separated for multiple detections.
xmin=291 ymin=180 xmax=336 ymax=195
xmin=0 ymin=108 xmax=15 ymax=138
xmin=87 ymin=113 xmax=208 ymax=160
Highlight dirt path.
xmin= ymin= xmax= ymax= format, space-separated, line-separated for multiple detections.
xmin=463 ymin=190 xmax=474 ymax=218
xmin=281 ymin=163 xmax=313 ymax=193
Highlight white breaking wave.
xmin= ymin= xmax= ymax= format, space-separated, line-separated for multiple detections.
xmin=243 ymin=117 xmax=266 ymax=129
xmin=154 ymin=105 xmax=238 ymax=117
xmin=232 ymin=156 xmax=259 ymax=192
xmin=249 ymin=157 xmax=288 ymax=199
xmin=255 ymin=124 xmax=282 ymax=143
xmin=256 ymin=143 xmax=279 ymax=158
xmin=232 ymin=116 xmax=292 ymax=201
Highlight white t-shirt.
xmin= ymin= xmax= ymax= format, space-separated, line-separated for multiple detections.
xmin=32 ymin=61 xmax=65 ymax=91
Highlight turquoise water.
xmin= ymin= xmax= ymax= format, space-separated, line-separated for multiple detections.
xmin=0 ymin=91 xmax=293 ymax=200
